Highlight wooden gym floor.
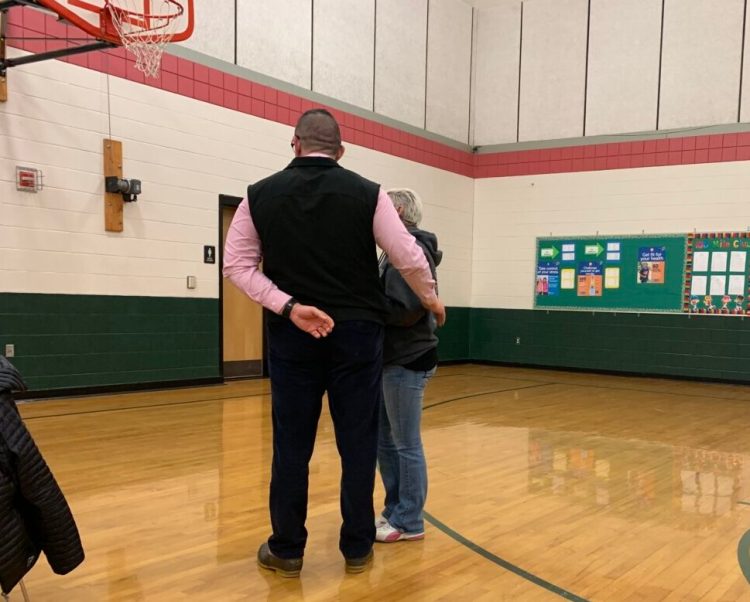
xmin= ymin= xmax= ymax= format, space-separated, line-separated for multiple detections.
xmin=13 ymin=364 xmax=750 ymax=601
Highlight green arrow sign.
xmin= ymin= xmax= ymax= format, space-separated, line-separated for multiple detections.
xmin=540 ymin=246 xmax=559 ymax=259
xmin=584 ymin=243 xmax=604 ymax=256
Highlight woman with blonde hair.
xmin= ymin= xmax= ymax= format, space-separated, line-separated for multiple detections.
xmin=376 ymin=188 xmax=442 ymax=542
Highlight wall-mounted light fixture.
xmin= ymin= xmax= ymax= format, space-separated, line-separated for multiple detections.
xmin=105 ymin=176 xmax=141 ymax=203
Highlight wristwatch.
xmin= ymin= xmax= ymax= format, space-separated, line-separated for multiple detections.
xmin=281 ymin=298 xmax=298 ymax=318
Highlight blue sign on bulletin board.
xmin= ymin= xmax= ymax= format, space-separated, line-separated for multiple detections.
xmin=536 ymin=262 xmax=560 ymax=296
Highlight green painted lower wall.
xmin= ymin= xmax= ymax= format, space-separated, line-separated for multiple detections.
xmin=4 ymin=297 xmax=742 ymax=393
xmin=436 ymin=306 xmax=471 ymax=361
xmin=468 ymin=308 xmax=750 ymax=383
xmin=0 ymin=293 xmax=220 ymax=392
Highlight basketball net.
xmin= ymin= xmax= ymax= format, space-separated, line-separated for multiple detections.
xmin=105 ymin=0 xmax=184 ymax=78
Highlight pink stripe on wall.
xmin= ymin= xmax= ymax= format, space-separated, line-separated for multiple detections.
xmin=474 ymin=133 xmax=750 ymax=178
xmin=6 ymin=6 xmax=750 ymax=180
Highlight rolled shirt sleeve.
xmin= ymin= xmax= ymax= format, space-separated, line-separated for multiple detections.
xmin=222 ymin=198 xmax=291 ymax=314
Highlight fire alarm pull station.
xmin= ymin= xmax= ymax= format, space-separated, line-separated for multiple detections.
xmin=16 ymin=166 xmax=42 ymax=192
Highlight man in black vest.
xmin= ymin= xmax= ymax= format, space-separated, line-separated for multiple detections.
xmin=224 ymin=108 xmax=445 ymax=576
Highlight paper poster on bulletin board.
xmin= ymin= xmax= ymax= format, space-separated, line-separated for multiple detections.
xmin=534 ymin=235 xmax=686 ymax=312
xmin=684 ymin=232 xmax=750 ymax=315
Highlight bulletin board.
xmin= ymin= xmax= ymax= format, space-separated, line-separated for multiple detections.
xmin=684 ymin=232 xmax=750 ymax=315
xmin=534 ymin=235 xmax=687 ymax=312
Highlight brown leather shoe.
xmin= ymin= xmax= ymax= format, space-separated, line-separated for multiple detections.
xmin=257 ymin=542 xmax=303 ymax=578
xmin=344 ymin=549 xmax=373 ymax=574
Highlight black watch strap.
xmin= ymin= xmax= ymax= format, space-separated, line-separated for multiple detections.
xmin=281 ymin=298 xmax=298 ymax=319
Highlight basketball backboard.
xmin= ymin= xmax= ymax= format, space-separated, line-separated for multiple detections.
xmin=35 ymin=0 xmax=194 ymax=44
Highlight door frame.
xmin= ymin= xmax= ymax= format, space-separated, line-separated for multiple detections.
xmin=218 ymin=194 xmax=267 ymax=378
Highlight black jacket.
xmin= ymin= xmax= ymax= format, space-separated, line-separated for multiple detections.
xmin=249 ymin=156 xmax=388 ymax=323
xmin=381 ymin=227 xmax=442 ymax=366
xmin=0 ymin=357 xmax=84 ymax=594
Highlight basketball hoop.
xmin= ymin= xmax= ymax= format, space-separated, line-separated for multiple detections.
xmin=105 ymin=0 xmax=184 ymax=78
xmin=1 ymin=0 xmax=193 ymax=100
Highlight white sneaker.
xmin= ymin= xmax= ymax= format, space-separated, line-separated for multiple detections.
xmin=375 ymin=522 xmax=424 ymax=543
xmin=375 ymin=514 xmax=389 ymax=528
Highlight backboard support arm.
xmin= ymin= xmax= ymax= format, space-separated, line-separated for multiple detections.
xmin=0 ymin=1 xmax=115 ymax=101
xmin=1 ymin=39 xmax=115 ymax=74
xmin=0 ymin=0 xmax=41 ymax=10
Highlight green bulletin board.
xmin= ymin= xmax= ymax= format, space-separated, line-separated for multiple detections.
xmin=534 ymin=235 xmax=687 ymax=312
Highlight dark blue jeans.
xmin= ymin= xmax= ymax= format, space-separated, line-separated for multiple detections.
xmin=266 ymin=319 xmax=384 ymax=560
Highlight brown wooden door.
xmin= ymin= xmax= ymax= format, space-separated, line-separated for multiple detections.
xmin=221 ymin=204 xmax=263 ymax=378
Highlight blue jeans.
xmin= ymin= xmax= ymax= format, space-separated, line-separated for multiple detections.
xmin=377 ymin=364 xmax=436 ymax=534
xmin=266 ymin=319 xmax=383 ymax=560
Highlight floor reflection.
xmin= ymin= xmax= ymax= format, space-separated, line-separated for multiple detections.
xmin=528 ymin=429 xmax=744 ymax=529
xmin=217 ymin=395 xmax=272 ymax=564
xmin=106 ymin=548 xmax=145 ymax=601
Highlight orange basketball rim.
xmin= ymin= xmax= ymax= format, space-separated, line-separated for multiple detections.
xmin=35 ymin=0 xmax=194 ymax=44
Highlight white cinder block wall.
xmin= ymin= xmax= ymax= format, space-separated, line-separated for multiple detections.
xmin=0 ymin=53 xmax=474 ymax=308
xmin=473 ymin=162 xmax=750 ymax=309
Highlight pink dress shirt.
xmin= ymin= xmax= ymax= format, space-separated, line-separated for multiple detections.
xmin=223 ymin=172 xmax=437 ymax=315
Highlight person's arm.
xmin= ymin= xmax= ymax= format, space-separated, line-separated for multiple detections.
xmin=383 ymin=266 xmax=427 ymax=327
xmin=223 ymin=199 xmax=333 ymax=338
xmin=383 ymin=238 xmax=439 ymax=326
xmin=373 ymin=189 xmax=446 ymax=325
xmin=223 ymin=199 xmax=288 ymax=313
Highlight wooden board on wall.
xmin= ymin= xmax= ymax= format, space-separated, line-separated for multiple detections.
xmin=103 ymin=138 xmax=123 ymax=232
xmin=0 ymin=24 xmax=6 ymax=103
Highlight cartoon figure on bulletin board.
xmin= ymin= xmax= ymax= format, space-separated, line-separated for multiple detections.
xmin=689 ymin=298 xmax=700 ymax=313
xmin=703 ymin=295 xmax=715 ymax=312
xmin=734 ymin=295 xmax=746 ymax=315
xmin=721 ymin=294 xmax=732 ymax=313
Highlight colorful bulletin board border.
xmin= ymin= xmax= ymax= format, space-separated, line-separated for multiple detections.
xmin=684 ymin=232 xmax=750 ymax=315
xmin=534 ymin=234 xmax=687 ymax=312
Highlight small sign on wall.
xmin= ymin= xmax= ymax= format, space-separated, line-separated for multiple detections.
xmin=204 ymin=246 xmax=216 ymax=264
xmin=16 ymin=166 xmax=43 ymax=192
